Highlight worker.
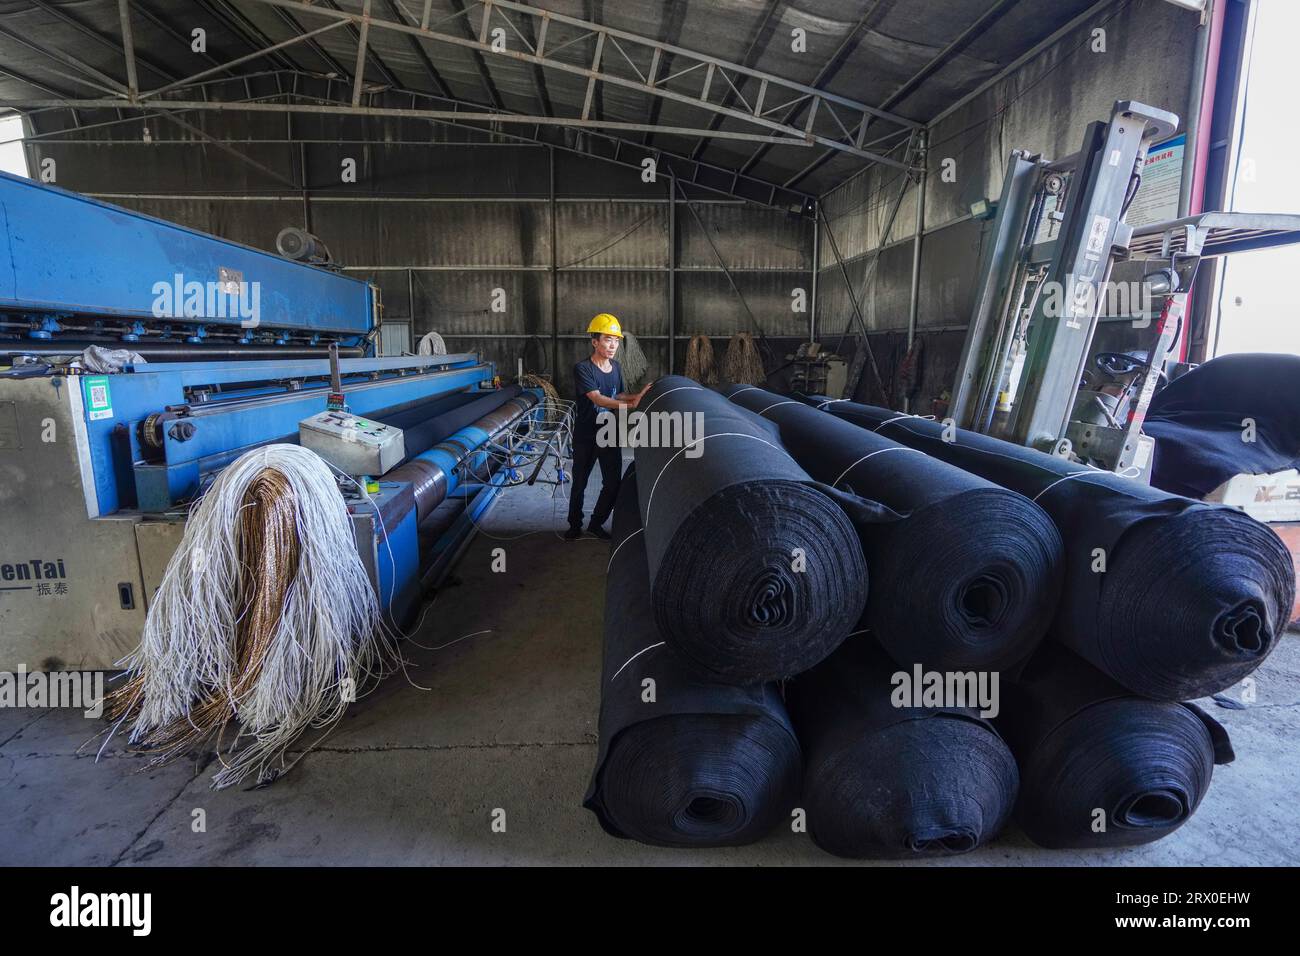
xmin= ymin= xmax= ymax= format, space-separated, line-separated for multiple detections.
xmin=566 ymin=313 xmax=651 ymax=540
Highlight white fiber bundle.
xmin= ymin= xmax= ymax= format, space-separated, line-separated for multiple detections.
xmin=107 ymin=444 xmax=399 ymax=788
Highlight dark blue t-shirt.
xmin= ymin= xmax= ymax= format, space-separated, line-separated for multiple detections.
xmin=573 ymin=358 xmax=624 ymax=438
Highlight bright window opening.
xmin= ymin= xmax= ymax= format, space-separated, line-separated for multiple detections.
xmin=1214 ymin=0 xmax=1300 ymax=357
xmin=0 ymin=113 xmax=28 ymax=178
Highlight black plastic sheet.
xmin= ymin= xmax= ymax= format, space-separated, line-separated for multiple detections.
xmin=583 ymin=469 xmax=802 ymax=847
xmin=997 ymin=644 xmax=1232 ymax=849
xmin=724 ymin=385 xmax=1062 ymax=673
xmin=787 ymin=636 xmax=1018 ymax=859
xmin=805 ymin=396 xmax=1295 ymax=701
xmin=633 ymin=377 xmax=868 ymax=684
xmin=1145 ymin=352 xmax=1300 ymax=498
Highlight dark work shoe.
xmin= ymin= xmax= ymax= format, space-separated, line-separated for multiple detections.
xmin=563 ymin=526 xmax=583 ymax=540
xmin=587 ymin=524 xmax=612 ymax=541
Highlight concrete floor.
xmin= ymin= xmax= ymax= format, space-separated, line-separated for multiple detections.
xmin=2 ymin=468 xmax=1298 ymax=867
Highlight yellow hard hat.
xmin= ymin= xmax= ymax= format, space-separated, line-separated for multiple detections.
xmin=587 ymin=313 xmax=623 ymax=338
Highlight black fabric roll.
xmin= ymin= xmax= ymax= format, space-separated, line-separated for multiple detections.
xmin=786 ymin=636 xmax=1018 ymax=859
xmin=723 ymin=385 xmax=1062 ymax=673
xmin=997 ymin=644 xmax=1232 ymax=849
xmin=633 ymin=376 xmax=868 ymax=684
xmin=377 ymin=385 xmax=525 ymax=463
xmin=804 ymin=395 xmax=1295 ymax=701
xmin=583 ymin=469 xmax=803 ymax=847
xmin=373 ymin=389 xmax=482 ymax=431
xmin=1145 ymin=352 xmax=1300 ymax=498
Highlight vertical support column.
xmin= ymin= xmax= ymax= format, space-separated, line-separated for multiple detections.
xmin=667 ymin=174 xmax=676 ymax=374
xmin=407 ymin=268 xmax=416 ymax=328
xmin=549 ymin=145 xmax=559 ymax=380
xmin=906 ymin=130 xmax=927 ymax=351
xmin=905 ymin=131 xmax=927 ymax=412
xmin=810 ymin=200 xmax=819 ymax=343
xmin=299 ymin=140 xmax=312 ymax=232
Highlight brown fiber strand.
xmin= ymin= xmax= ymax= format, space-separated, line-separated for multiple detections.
xmin=520 ymin=373 xmax=563 ymax=422
xmin=685 ymin=334 xmax=717 ymax=385
xmin=106 ymin=469 xmax=299 ymax=756
xmin=722 ymin=332 xmax=765 ymax=386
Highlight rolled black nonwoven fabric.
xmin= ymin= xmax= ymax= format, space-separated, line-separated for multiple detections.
xmin=633 ymin=376 xmax=868 ymax=684
xmin=786 ymin=635 xmax=1018 ymax=859
xmin=723 ymin=385 xmax=1062 ymax=673
xmin=997 ymin=643 xmax=1232 ymax=849
xmin=377 ymin=385 xmax=525 ymax=463
xmin=804 ymin=395 xmax=1295 ymax=701
xmin=1145 ymin=352 xmax=1300 ymax=498
xmin=583 ymin=469 xmax=803 ymax=848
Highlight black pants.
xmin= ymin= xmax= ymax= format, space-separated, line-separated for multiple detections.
xmin=568 ymin=431 xmax=622 ymax=529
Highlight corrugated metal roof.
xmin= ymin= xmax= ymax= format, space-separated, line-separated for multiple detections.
xmin=0 ymin=0 xmax=1104 ymax=199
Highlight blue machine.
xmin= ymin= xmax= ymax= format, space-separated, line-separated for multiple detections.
xmin=0 ymin=173 xmax=545 ymax=671
xmin=0 ymin=170 xmax=373 ymax=348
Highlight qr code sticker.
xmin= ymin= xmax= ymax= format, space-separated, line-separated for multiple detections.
xmin=90 ymin=385 xmax=108 ymax=407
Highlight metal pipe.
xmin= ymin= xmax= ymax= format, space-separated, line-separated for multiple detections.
xmin=1179 ymin=0 xmax=1220 ymax=217
xmin=384 ymin=390 xmax=539 ymax=520
xmin=906 ymin=131 xmax=927 ymax=353
xmin=0 ymin=343 xmax=365 ymax=361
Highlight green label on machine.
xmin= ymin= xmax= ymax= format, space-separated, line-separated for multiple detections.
xmin=84 ymin=376 xmax=113 ymax=421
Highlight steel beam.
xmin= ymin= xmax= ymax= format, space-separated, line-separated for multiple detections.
xmin=4 ymin=97 xmax=811 ymax=146
xmin=787 ymin=0 xmax=1020 ymax=189
xmin=117 ymin=0 xmax=140 ymax=101
xmin=6 ymin=69 xmax=816 ymax=210
xmin=23 ymin=0 xmax=175 ymax=85
xmin=0 ymin=24 xmax=128 ymax=98
xmin=352 ymin=0 xmax=372 ymax=106
xmin=230 ymin=0 xmax=917 ymax=168
xmin=143 ymin=20 xmax=350 ymax=99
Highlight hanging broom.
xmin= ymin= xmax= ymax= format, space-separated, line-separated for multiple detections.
xmin=684 ymin=334 xmax=717 ymax=385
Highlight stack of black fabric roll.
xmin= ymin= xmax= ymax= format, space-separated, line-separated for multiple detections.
xmin=584 ymin=469 xmax=803 ymax=847
xmin=722 ymin=384 xmax=1063 ymax=673
xmin=803 ymin=395 xmax=1295 ymax=701
xmin=630 ymin=376 xmax=869 ymax=684
xmin=585 ymin=379 xmax=1261 ymax=857
xmin=793 ymin=394 xmax=1270 ymax=850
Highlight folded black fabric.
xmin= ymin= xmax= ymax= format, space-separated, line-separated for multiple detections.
xmin=723 ymin=385 xmax=1062 ymax=673
xmin=786 ymin=635 xmax=1018 ymax=859
xmin=803 ymin=395 xmax=1295 ymax=701
xmin=633 ymin=376 xmax=868 ymax=684
xmin=583 ymin=469 xmax=802 ymax=847
xmin=997 ymin=644 xmax=1231 ymax=849
xmin=1145 ymin=352 xmax=1300 ymax=498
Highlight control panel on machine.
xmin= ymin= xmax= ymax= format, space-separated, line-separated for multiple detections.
xmin=299 ymin=410 xmax=406 ymax=477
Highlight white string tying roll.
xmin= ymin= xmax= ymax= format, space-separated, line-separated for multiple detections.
xmin=106 ymin=444 xmax=400 ymax=789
